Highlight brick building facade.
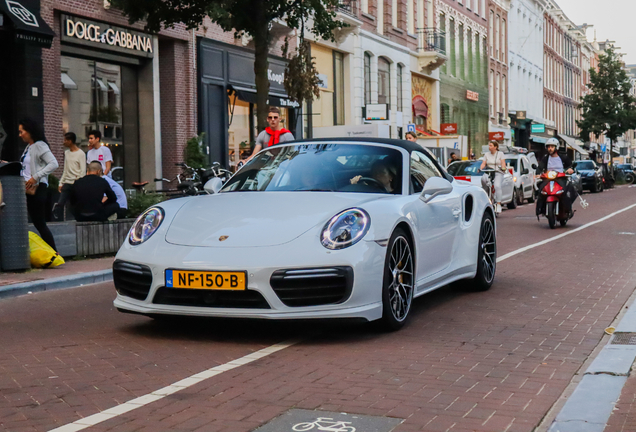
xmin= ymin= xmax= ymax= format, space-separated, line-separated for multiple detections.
xmin=487 ymin=0 xmax=510 ymax=145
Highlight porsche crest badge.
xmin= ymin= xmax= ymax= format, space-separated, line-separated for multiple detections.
xmin=219 ymin=235 xmax=229 ymax=242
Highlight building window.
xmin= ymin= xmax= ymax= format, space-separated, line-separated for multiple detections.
xmin=459 ymin=24 xmax=465 ymax=80
xmin=334 ymin=51 xmax=345 ymax=125
xmin=449 ymin=19 xmax=456 ymax=76
xmin=441 ymin=103 xmax=451 ymax=124
xmin=502 ymin=74 xmax=506 ymax=118
xmin=495 ymin=14 xmax=500 ymax=60
xmin=501 ymin=19 xmax=506 ymax=63
xmin=489 ymin=69 xmax=494 ymax=116
xmin=378 ymin=57 xmax=391 ymax=105
xmin=397 ymin=64 xmax=403 ymax=112
xmin=468 ymin=30 xmax=474 ymax=82
xmin=489 ymin=10 xmax=494 ymax=56
xmin=364 ymin=52 xmax=371 ymax=105
xmin=440 ymin=14 xmax=447 ymax=75
xmin=475 ymin=33 xmax=481 ymax=84
xmin=480 ymin=0 xmax=485 ymax=17
xmin=392 ymin=0 xmax=398 ymax=27
xmin=361 ymin=0 xmax=368 ymax=14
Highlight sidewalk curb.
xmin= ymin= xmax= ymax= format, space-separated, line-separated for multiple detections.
xmin=0 ymin=269 xmax=113 ymax=299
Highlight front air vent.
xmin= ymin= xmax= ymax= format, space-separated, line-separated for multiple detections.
xmin=270 ymin=267 xmax=353 ymax=307
xmin=464 ymin=194 xmax=474 ymax=223
xmin=113 ymin=260 xmax=153 ymax=301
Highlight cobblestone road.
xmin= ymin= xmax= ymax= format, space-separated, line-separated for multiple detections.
xmin=2 ymin=186 xmax=636 ymax=432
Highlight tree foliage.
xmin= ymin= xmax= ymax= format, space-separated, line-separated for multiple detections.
xmin=110 ymin=0 xmax=345 ymax=132
xmin=578 ymin=47 xmax=636 ymax=144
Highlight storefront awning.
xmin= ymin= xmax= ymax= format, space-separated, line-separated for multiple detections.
xmin=229 ymin=85 xmax=300 ymax=108
xmin=92 ymin=77 xmax=108 ymax=91
xmin=0 ymin=0 xmax=54 ymax=48
xmin=530 ymin=135 xmax=548 ymax=144
xmin=108 ymin=82 xmax=120 ymax=95
xmin=412 ymin=96 xmax=428 ymax=118
xmin=558 ymin=134 xmax=589 ymax=156
xmin=61 ymin=72 xmax=77 ymax=90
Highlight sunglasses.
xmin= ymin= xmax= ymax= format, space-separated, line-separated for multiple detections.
xmin=267 ymin=116 xmax=279 ymax=120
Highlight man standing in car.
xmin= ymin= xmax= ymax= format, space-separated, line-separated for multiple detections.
xmin=248 ymin=107 xmax=294 ymax=161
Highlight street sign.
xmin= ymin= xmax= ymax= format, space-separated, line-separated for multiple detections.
xmin=407 ymin=123 xmax=416 ymax=132
xmin=440 ymin=123 xmax=458 ymax=135
xmin=516 ymin=111 xmax=527 ymax=120
xmin=531 ymin=123 xmax=545 ymax=133
xmin=601 ymin=144 xmax=607 ymax=152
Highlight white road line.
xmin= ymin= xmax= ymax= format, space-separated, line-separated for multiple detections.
xmin=48 ymin=339 xmax=300 ymax=432
xmin=498 ymin=202 xmax=636 ymax=263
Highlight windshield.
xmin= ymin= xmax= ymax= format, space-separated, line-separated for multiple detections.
xmin=575 ymin=161 xmax=595 ymax=170
xmin=222 ymin=143 xmax=404 ymax=194
xmin=505 ymin=159 xmax=518 ymax=170
xmin=447 ymin=161 xmax=483 ymax=176
xmin=618 ymin=164 xmax=633 ymax=170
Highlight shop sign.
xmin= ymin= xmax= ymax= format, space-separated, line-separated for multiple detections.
xmin=441 ymin=123 xmax=458 ymax=135
xmin=516 ymin=111 xmax=526 ymax=120
xmin=466 ymin=90 xmax=479 ymax=102
xmin=489 ymin=131 xmax=505 ymax=141
xmin=61 ymin=14 xmax=153 ymax=58
xmin=365 ymin=104 xmax=389 ymax=121
xmin=531 ymin=123 xmax=545 ymax=133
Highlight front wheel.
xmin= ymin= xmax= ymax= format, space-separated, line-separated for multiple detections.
xmin=626 ymin=173 xmax=635 ymax=184
xmin=468 ymin=213 xmax=496 ymax=291
xmin=547 ymin=202 xmax=557 ymax=229
xmin=380 ymin=229 xmax=415 ymax=331
xmin=528 ymin=189 xmax=536 ymax=203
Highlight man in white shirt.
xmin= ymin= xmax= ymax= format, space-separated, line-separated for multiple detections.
xmin=103 ymin=175 xmax=128 ymax=219
xmin=86 ymin=130 xmax=113 ymax=176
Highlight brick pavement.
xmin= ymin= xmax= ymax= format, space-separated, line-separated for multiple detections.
xmin=605 ymin=372 xmax=636 ymax=432
xmin=1 ymin=187 xmax=636 ymax=432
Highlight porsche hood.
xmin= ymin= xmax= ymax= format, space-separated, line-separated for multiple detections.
xmin=164 ymin=192 xmax=381 ymax=248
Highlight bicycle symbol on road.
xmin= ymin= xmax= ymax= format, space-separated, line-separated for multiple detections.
xmin=292 ymin=417 xmax=356 ymax=432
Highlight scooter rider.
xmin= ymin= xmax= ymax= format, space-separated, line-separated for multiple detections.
xmin=480 ymin=140 xmax=507 ymax=214
xmin=536 ymin=138 xmax=575 ymax=218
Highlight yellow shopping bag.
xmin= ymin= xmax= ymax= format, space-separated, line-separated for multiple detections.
xmin=29 ymin=231 xmax=65 ymax=268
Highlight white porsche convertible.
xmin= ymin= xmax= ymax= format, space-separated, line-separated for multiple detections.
xmin=114 ymin=139 xmax=497 ymax=329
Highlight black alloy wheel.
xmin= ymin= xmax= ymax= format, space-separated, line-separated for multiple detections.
xmin=381 ymin=228 xmax=415 ymax=331
xmin=468 ymin=213 xmax=496 ymax=291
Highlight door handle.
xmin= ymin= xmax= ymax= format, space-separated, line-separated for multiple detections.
xmin=452 ymin=208 xmax=461 ymax=218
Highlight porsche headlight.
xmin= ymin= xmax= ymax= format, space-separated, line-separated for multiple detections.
xmin=547 ymin=171 xmax=558 ymax=180
xmin=129 ymin=207 xmax=164 ymax=245
xmin=321 ymin=208 xmax=370 ymax=250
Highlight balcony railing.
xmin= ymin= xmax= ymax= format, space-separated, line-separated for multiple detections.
xmin=336 ymin=0 xmax=356 ymax=16
xmin=417 ymin=28 xmax=446 ymax=55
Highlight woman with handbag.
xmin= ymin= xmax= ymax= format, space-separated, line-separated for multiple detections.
xmin=19 ymin=118 xmax=58 ymax=251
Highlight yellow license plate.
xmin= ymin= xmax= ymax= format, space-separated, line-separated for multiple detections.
xmin=166 ymin=270 xmax=246 ymax=290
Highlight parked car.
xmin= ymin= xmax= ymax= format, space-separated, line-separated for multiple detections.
xmin=113 ymin=138 xmax=498 ymax=330
xmin=447 ymin=160 xmax=516 ymax=208
xmin=504 ymin=153 xmax=537 ymax=205
xmin=617 ymin=164 xmax=635 ymax=183
xmin=573 ymin=160 xmax=604 ymax=193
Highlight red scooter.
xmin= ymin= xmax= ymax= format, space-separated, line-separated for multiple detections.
xmin=537 ymin=171 xmax=571 ymax=229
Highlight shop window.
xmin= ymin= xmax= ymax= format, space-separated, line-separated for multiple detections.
xmin=397 ymin=64 xmax=403 ymax=113
xmin=364 ymin=52 xmax=372 ymax=105
xmin=334 ymin=51 xmax=345 ymax=125
xmin=378 ymin=57 xmax=391 ymax=106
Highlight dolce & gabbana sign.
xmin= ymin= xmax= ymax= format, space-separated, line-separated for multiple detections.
xmin=60 ymin=14 xmax=153 ymax=58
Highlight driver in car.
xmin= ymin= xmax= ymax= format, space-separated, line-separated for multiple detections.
xmin=350 ymin=159 xmax=397 ymax=193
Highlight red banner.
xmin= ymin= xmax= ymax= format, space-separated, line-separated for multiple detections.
xmin=489 ymin=132 xmax=505 ymax=141
xmin=440 ymin=123 xmax=458 ymax=135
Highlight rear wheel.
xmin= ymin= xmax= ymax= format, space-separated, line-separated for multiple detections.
xmin=516 ymin=187 xmax=524 ymax=205
xmin=547 ymin=202 xmax=557 ymax=229
xmin=468 ymin=213 xmax=496 ymax=291
xmin=507 ymin=189 xmax=518 ymax=209
xmin=528 ymin=188 xmax=536 ymax=203
xmin=380 ymin=229 xmax=415 ymax=331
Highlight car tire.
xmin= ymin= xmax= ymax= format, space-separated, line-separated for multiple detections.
xmin=528 ymin=189 xmax=535 ymax=203
xmin=516 ymin=187 xmax=524 ymax=206
xmin=507 ymin=189 xmax=518 ymax=209
xmin=547 ymin=202 xmax=557 ymax=229
xmin=468 ymin=212 xmax=496 ymax=292
xmin=380 ymin=228 xmax=415 ymax=331
xmin=600 ymin=180 xmax=604 ymax=192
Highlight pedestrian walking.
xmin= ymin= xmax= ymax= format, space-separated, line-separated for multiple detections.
xmin=248 ymin=107 xmax=294 ymax=161
xmin=69 ymin=162 xmax=119 ymax=222
xmin=54 ymin=132 xmax=85 ymax=221
xmin=86 ymin=130 xmax=113 ymax=176
xmin=18 ymin=118 xmax=59 ymax=251
xmin=103 ymin=175 xmax=127 ymax=219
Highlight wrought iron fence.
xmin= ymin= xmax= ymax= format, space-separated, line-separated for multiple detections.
xmin=336 ymin=0 xmax=356 ymax=16
xmin=417 ymin=28 xmax=446 ymax=55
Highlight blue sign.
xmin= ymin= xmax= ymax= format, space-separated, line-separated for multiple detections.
xmin=407 ymin=123 xmax=416 ymax=132
xmin=601 ymin=144 xmax=607 ymax=152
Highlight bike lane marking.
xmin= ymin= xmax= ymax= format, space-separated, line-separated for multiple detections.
xmin=497 ymin=202 xmax=636 ymax=263
xmin=47 ymin=339 xmax=300 ymax=432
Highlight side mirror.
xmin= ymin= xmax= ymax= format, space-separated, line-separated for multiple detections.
xmin=420 ymin=177 xmax=453 ymax=203
xmin=204 ymin=177 xmax=223 ymax=194
xmin=531 ymin=163 xmax=538 ymax=169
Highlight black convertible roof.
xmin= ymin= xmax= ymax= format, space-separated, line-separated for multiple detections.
xmin=284 ymin=137 xmax=426 ymax=154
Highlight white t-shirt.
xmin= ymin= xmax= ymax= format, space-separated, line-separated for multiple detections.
xmin=547 ymin=155 xmax=564 ymax=173
xmin=87 ymin=146 xmax=113 ymax=175
xmin=484 ymin=151 xmax=505 ymax=172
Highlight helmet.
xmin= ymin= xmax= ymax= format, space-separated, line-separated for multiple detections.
xmin=545 ymin=137 xmax=560 ymax=150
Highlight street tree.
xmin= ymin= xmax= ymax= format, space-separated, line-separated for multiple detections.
xmin=110 ymin=0 xmax=344 ymax=132
xmin=578 ymin=47 xmax=636 ymax=175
